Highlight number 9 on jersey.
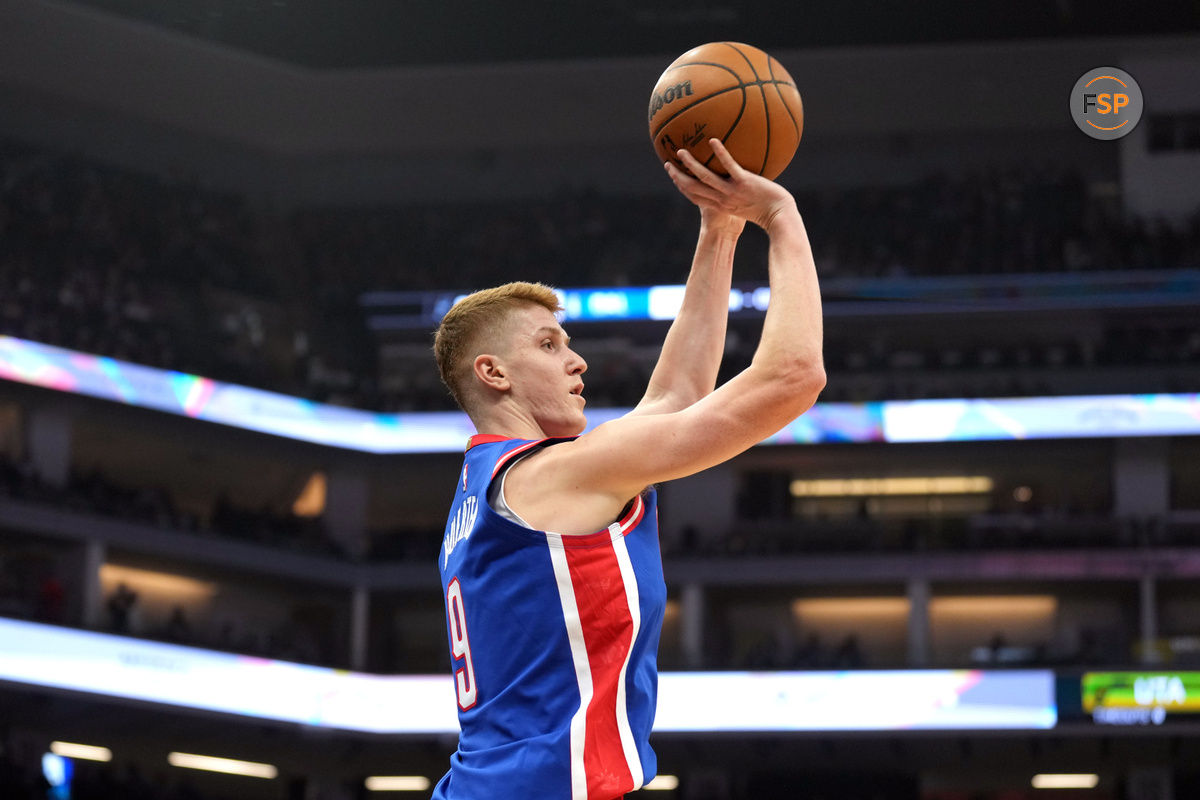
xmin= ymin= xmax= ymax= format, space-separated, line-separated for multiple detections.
xmin=446 ymin=578 xmax=478 ymax=710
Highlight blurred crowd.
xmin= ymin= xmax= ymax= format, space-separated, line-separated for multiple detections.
xmin=0 ymin=547 xmax=335 ymax=671
xmin=1 ymin=441 xmax=1185 ymax=676
xmin=0 ymin=452 xmax=341 ymax=667
xmin=2 ymin=444 xmax=1184 ymax=582
xmin=0 ymin=454 xmax=337 ymax=557
xmin=671 ymin=510 xmax=1195 ymax=559
xmin=717 ymin=625 xmax=1117 ymax=673
xmin=0 ymin=528 xmax=1128 ymax=679
xmin=3 ymin=139 xmax=1199 ymax=412
xmin=739 ymin=320 xmax=1200 ymax=404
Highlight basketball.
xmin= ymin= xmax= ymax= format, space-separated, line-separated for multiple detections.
xmin=648 ymin=42 xmax=804 ymax=180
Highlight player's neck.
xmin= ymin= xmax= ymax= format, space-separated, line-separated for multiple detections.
xmin=472 ymin=403 xmax=546 ymax=441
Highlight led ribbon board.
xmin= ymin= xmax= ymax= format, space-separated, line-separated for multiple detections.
xmin=0 ymin=618 xmax=1055 ymax=733
xmin=3 ymin=336 xmax=1199 ymax=452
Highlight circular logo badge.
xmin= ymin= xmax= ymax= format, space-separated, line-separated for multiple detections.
xmin=1070 ymin=67 xmax=1144 ymax=140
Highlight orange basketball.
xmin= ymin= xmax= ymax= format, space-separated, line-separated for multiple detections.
xmin=648 ymin=42 xmax=804 ymax=180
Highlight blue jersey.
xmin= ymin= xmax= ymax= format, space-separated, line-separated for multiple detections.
xmin=434 ymin=435 xmax=665 ymax=800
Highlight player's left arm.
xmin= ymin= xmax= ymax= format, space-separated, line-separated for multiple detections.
xmin=628 ymin=201 xmax=745 ymax=417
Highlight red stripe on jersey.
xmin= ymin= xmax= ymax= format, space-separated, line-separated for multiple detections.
xmin=563 ymin=538 xmax=636 ymax=797
xmin=556 ymin=494 xmax=647 ymax=549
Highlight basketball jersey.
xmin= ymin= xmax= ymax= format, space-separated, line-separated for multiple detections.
xmin=434 ymin=434 xmax=665 ymax=800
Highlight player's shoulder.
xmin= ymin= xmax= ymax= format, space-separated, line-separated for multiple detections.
xmin=503 ymin=430 xmax=642 ymax=533
xmin=504 ymin=421 xmax=637 ymax=486
xmin=467 ymin=434 xmax=577 ymax=479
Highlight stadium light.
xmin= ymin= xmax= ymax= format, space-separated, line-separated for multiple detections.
xmin=167 ymin=752 xmax=277 ymax=779
xmin=50 ymin=741 xmax=112 ymax=762
xmin=1032 ymin=774 xmax=1100 ymax=789
xmin=790 ymin=476 xmax=994 ymax=497
xmin=365 ymin=776 xmax=432 ymax=791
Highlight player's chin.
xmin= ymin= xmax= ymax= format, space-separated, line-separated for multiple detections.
xmin=543 ymin=412 xmax=587 ymax=438
xmin=564 ymin=411 xmax=588 ymax=437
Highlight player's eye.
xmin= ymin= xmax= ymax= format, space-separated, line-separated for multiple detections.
xmin=542 ymin=339 xmax=555 ymax=350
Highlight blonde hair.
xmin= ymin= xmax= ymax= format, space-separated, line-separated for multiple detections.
xmin=433 ymin=281 xmax=562 ymax=413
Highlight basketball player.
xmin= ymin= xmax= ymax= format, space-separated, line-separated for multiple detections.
xmin=431 ymin=140 xmax=825 ymax=800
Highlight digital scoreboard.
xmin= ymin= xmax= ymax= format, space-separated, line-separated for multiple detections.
xmin=1081 ymin=672 xmax=1200 ymax=726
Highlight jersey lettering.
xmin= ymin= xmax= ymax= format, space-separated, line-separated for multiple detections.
xmin=442 ymin=495 xmax=478 ymax=567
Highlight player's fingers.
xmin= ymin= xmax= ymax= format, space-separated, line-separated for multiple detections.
xmin=708 ymin=139 xmax=745 ymax=178
xmin=665 ymin=160 xmax=701 ymax=188
xmin=675 ymin=148 xmax=724 ymax=188
xmin=665 ymin=159 xmax=715 ymax=195
xmin=665 ymin=162 xmax=725 ymax=206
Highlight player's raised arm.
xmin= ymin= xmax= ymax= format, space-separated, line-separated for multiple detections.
xmin=629 ymin=203 xmax=743 ymax=417
xmin=507 ymin=140 xmax=825 ymax=532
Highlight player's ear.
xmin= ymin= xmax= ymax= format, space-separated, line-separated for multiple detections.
xmin=473 ymin=353 xmax=510 ymax=392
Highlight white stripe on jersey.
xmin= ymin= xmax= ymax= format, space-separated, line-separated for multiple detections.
xmin=546 ymin=533 xmax=592 ymax=800
xmin=491 ymin=440 xmax=543 ymax=479
xmin=609 ymin=523 xmax=644 ymax=789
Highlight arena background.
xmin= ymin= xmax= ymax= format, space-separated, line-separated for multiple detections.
xmin=2 ymin=1 xmax=1200 ymax=798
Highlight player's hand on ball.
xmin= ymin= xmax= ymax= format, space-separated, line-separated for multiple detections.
xmin=666 ymin=139 xmax=797 ymax=234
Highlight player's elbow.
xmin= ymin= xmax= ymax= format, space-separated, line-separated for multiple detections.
xmin=755 ymin=355 xmax=826 ymax=414
xmin=804 ymin=362 xmax=828 ymax=397
xmin=781 ymin=359 xmax=826 ymax=411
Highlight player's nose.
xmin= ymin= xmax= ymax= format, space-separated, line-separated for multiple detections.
xmin=567 ymin=349 xmax=587 ymax=375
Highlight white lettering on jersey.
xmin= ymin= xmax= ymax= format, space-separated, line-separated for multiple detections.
xmin=442 ymin=495 xmax=478 ymax=567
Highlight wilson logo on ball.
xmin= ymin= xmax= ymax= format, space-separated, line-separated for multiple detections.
xmin=648 ymin=80 xmax=695 ymax=123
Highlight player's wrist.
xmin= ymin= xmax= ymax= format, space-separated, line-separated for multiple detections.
xmin=699 ymin=211 xmax=746 ymax=238
xmin=759 ymin=198 xmax=801 ymax=236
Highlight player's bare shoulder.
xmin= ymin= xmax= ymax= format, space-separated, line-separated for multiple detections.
xmin=502 ymin=429 xmax=640 ymax=535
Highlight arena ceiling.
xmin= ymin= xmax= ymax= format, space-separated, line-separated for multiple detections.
xmin=61 ymin=0 xmax=1200 ymax=68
